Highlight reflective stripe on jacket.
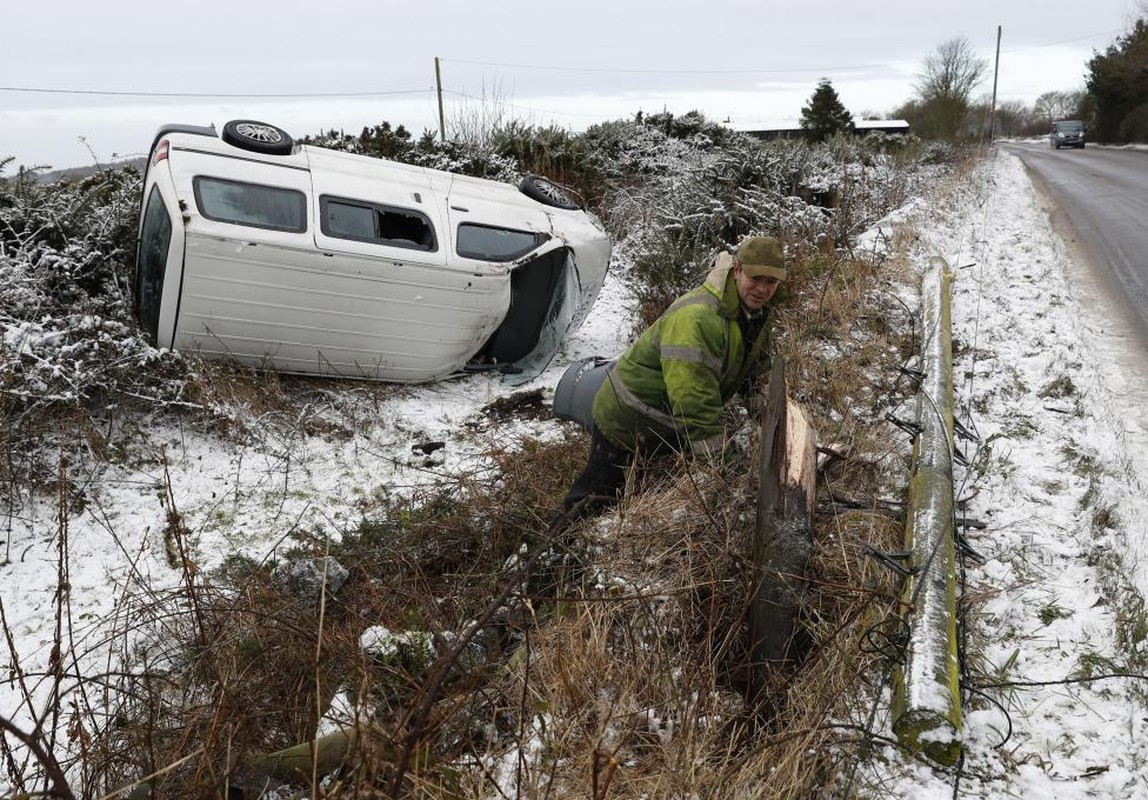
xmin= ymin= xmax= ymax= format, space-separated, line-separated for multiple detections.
xmin=592 ymin=252 xmax=772 ymax=454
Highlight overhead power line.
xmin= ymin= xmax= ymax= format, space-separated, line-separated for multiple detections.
xmin=444 ymin=58 xmax=892 ymax=75
xmin=3 ymin=26 xmax=1126 ymax=103
xmin=444 ymin=29 xmax=1126 ymax=75
xmin=440 ymin=89 xmax=619 ymax=120
xmin=1001 ymin=28 xmax=1125 ymax=53
xmin=0 ymin=86 xmax=433 ymax=99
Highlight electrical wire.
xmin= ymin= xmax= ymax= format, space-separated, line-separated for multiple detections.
xmin=438 ymin=89 xmax=616 ymax=120
xmin=442 ymin=57 xmax=896 ymax=75
xmin=1000 ymin=28 xmax=1126 ymax=54
xmin=4 ymin=26 xmax=1125 ymax=105
xmin=0 ymin=86 xmax=433 ymax=99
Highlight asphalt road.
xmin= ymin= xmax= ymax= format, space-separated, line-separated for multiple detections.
xmin=1001 ymin=141 xmax=1148 ymax=343
xmin=1001 ymin=139 xmax=1148 ymax=436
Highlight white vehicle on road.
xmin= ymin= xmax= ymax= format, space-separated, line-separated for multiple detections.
xmin=133 ymin=120 xmax=612 ymax=383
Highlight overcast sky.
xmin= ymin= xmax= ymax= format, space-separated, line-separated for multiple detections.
xmin=1 ymin=0 xmax=1140 ymax=170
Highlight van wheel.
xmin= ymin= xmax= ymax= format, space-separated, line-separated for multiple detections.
xmin=519 ymin=175 xmax=580 ymax=210
xmin=222 ymin=120 xmax=294 ymax=155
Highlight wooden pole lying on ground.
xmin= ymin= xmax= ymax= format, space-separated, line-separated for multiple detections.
xmin=747 ymin=356 xmax=817 ymax=706
xmin=124 ymin=728 xmax=360 ymax=800
xmin=892 ymin=258 xmax=962 ymax=765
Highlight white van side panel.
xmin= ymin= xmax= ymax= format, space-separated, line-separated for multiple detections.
xmin=306 ymin=151 xmax=451 ymax=268
xmin=174 ymin=235 xmax=509 ymax=381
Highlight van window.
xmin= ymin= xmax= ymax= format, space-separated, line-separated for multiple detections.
xmin=320 ymin=196 xmax=437 ymax=251
xmin=325 ymin=201 xmax=376 ymax=240
xmin=457 ymin=223 xmax=549 ymax=262
xmin=193 ymin=176 xmax=307 ymax=232
xmin=136 ymin=186 xmax=172 ymax=341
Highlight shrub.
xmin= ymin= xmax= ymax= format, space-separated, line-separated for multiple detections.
xmin=0 ymin=163 xmax=189 ymax=493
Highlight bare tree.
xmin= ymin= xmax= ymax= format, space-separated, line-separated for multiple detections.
xmin=1034 ymin=90 xmax=1086 ymax=124
xmin=994 ymin=99 xmax=1030 ymax=137
xmin=1034 ymin=91 xmax=1060 ymax=124
xmin=914 ymin=37 xmax=989 ymax=139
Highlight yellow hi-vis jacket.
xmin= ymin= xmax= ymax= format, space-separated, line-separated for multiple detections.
xmin=592 ymin=252 xmax=773 ymax=456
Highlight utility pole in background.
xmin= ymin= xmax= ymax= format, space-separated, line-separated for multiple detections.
xmin=435 ymin=57 xmax=446 ymax=143
xmin=989 ymin=26 xmax=1001 ymax=144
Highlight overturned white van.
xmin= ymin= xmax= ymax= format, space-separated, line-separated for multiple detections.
xmin=133 ymin=120 xmax=611 ymax=383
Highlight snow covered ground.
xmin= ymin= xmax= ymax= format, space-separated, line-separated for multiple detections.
xmin=4 ymin=146 xmax=1148 ymax=797
xmin=877 ymin=147 xmax=1148 ymax=798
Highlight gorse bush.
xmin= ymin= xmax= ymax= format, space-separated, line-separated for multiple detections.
xmin=301 ymin=121 xmax=417 ymax=160
xmin=638 ymin=108 xmax=740 ymax=146
xmin=602 ymin=117 xmax=950 ymax=326
xmin=489 ymin=120 xmax=593 ymax=188
xmin=0 ymin=162 xmax=187 ymax=493
xmin=302 ymin=122 xmax=522 ymax=182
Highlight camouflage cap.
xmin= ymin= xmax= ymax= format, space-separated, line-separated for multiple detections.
xmin=735 ymin=236 xmax=787 ymax=281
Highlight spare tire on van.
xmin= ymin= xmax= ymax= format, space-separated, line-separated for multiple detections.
xmin=553 ymin=356 xmax=614 ymax=430
xmin=222 ymin=120 xmax=295 ymax=155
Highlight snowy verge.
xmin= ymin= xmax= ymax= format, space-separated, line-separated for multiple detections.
xmin=875 ymin=148 xmax=1148 ymax=798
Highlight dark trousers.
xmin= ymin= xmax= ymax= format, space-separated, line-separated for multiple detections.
xmin=562 ymin=426 xmax=632 ymax=518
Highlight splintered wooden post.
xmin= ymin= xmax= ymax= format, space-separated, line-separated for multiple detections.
xmin=892 ymin=259 xmax=962 ymax=766
xmin=747 ymin=356 xmax=817 ymax=705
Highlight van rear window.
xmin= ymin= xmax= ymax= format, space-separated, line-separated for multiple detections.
xmin=193 ymin=176 xmax=307 ymax=232
xmin=457 ymin=223 xmax=549 ymax=262
xmin=320 ymin=197 xmax=437 ymax=251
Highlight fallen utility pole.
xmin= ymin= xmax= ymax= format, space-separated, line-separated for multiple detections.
xmin=892 ymin=258 xmax=962 ymax=765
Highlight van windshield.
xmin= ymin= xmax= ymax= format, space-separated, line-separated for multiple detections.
xmin=1056 ymin=121 xmax=1084 ymax=132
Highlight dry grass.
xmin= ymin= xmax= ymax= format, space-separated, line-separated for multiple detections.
xmin=455 ymin=472 xmax=907 ymax=800
xmin=3 ymin=238 xmax=929 ymax=798
xmin=73 ymin=241 xmax=924 ymax=798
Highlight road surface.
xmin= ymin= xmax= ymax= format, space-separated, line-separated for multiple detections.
xmin=1002 ymin=140 xmax=1148 ymax=437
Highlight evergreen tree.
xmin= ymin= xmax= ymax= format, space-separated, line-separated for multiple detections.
xmin=800 ymin=79 xmax=854 ymax=142
xmin=1086 ymin=19 xmax=1148 ymax=143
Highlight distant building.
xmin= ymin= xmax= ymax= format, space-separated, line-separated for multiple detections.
xmin=725 ymin=119 xmax=911 ymax=140
xmin=853 ymin=119 xmax=911 ymax=136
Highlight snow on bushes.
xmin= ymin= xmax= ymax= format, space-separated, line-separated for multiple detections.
xmin=0 ymin=162 xmax=186 ymax=486
xmin=0 ymin=116 xmax=954 ymax=489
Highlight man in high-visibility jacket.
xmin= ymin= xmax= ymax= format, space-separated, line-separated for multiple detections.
xmin=562 ymin=234 xmax=786 ymax=516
